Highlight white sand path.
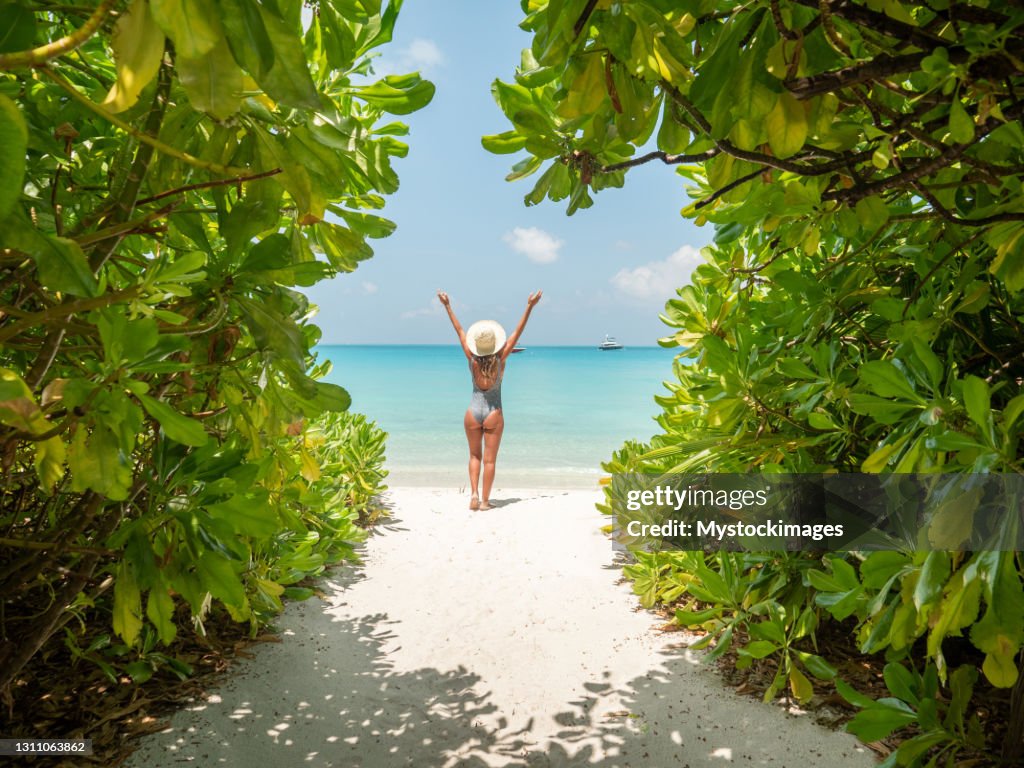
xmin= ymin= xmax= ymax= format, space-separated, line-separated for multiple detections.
xmin=127 ymin=487 xmax=876 ymax=767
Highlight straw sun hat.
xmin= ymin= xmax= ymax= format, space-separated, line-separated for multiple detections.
xmin=466 ymin=320 xmax=506 ymax=357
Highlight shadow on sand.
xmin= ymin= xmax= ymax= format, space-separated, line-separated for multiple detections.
xmin=129 ymin=569 xmax=870 ymax=768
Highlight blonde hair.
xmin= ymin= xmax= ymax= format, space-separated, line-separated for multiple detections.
xmin=473 ymin=353 xmax=501 ymax=386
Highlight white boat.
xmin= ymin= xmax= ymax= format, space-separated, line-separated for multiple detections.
xmin=597 ymin=335 xmax=623 ymax=350
xmin=511 ymin=346 xmax=526 ymax=354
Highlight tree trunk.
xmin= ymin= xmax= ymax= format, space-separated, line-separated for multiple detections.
xmin=1003 ymin=653 xmax=1024 ymax=764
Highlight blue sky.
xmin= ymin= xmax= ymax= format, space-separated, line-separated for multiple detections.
xmin=307 ymin=0 xmax=711 ymax=346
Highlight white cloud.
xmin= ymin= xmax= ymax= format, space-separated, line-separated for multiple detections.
xmin=362 ymin=281 xmax=379 ymax=295
xmin=400 ymin=296 xmax=443 ymax=320
xmin=610 ymin=245 xmax=704 ymax=301
xmin=405 ymin=39 xmax=444 ymax=71
xmin=503 ymin=226 xmax=563 ymax=264
xmin=374 ymin=38 xmax=444 ymax=77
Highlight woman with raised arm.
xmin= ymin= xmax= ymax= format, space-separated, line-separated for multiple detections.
xmin=437 ymin=290 xmax=542 ymax=510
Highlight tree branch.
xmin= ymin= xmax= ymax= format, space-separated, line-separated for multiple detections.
xmin=601 ymin=149 xmax=718 ymax=172
xmin=911 ymin=182 xmax=1024 ymax=226
xmin=786 ymin=51 xmax=942 ymax=99
xmin=42 ymin=67 xmax=248 ymax=176
xmin=0 ymin=0 xmax=116 ymax=70
xmin=136 ymin=168 xmax=284 ymax=206
xmin=0 ymin=287 xmax=141 ymax=344
xmin=573 ymin=0 xmax=600 ymax=39
xmin=695 ymin=168 xmax=764 ymax=210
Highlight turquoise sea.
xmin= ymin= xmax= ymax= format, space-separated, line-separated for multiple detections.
xmin=317 ymin=345 xmax=681 ymax=488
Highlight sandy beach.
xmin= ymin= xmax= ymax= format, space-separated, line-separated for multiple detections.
xmin=127 ymin=487 xmax=876 ymax=767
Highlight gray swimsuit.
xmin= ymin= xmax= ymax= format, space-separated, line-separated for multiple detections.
xmin=469 ymin=357 xmax=503 ymax=424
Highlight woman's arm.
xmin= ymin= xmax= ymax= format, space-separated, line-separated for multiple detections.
xmin=438 ymin=291 xmax=472 ymax=358
xmin=501 ymin=290 xmax=542 ymax=360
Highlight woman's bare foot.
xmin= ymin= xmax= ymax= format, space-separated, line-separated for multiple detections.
xmin=469 ymin=495 xmax=480 ymax=510
xmin=479 ymin=500 xmax=492 ymax=511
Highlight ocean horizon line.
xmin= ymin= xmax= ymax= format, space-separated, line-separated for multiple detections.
xmin=315 ymin=342 xmax=674 ymax=349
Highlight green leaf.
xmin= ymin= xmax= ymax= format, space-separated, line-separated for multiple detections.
xmin=983 ymin=643 xmax=1019 ymax=687
xmin=68 ymin=425 xmax=132 ymax=500
xmin=338 ymin=210 xmax=396 ymax=239
xmin=113 ymin=562 xmax=143 ymax=646
xmin=765 ymin=92 xmax=807 ymax=159
xmin=882 ymin=663 xmax=919 ymax=706
xmin=798 ymin=652 xmax=837 ymax=680
xmin=1004 ymin=394 xmax=1024 ymax=431
xmin=962 ymin=375 xmax=992 ymax=436
xmin=846 ymin=701 xmax=917 ymax=742
xmin=927 ymin=488 xmax=980 ymax=549
xmin=252 ymin=1 xmax=320 ymax=108
xmin=126 ymin=660 xmax=155 ymax=684
xmin=859 ymin=360 xmax=923 ymax=402
xmin=481 ymin=130 xmax=527 ymax=154
xmin=177 ymin=37 xmax=243 ymax=120
xmin=102 ymin=0 xmax=167 ymax=113
xmin=913 ymin=551 xmax=950 ymax=611
xmin=311 ymin=381 xmax=352 ymax=412
xmin=242 ymin=233 xmax=291 ymax=271
xmin=863 ymin=442 xmax=900 ymax=475
xmin=137 ymin=393 xmax=209 ymax=446
xmin=0 ymin=3 xmax=37 ymax=53
xmin=34 ymin=436 xmax=65 ymax=492
xmin=789 ymin=666 xmax=814 ymax=703
xmin=854 ymin=196 xmax=889 ymax=229
xmin=355 ymin=74 xmax=436 ymax=115
xmin=206 ymin=492 xmax=280 ymax=538
xmin=196 ymin=551 xmax=247 ymax=610
xmin=948 ymin=97 xmax=975 ymax=144
xmin=740 ymin=639 xmax=779 ymax=659
xmin=146 ymin=588 xmax=177 ymax=645
xmin=217 ymin=0 xmax=274 ymax=78
xmin=0 ymin=367 xmax=40 ymax=433
xmin=5 ymin=211 xmax=98 ymax=296
xmin=0 ymin=94 xmax=27 ymax=222
xmin=316 ymin=222 xmax=372 ymax=271
xmin=835 ymin=679 xmax=876 ymax=709
xmin=150 ymin=0 xmax=222 ymax=59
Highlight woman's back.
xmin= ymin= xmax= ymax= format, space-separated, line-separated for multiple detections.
xmin=470 ymin=354 xmax=504 ymax=392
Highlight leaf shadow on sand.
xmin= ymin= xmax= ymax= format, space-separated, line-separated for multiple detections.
xmin=126 ymin=567 xmax=534 ymax=768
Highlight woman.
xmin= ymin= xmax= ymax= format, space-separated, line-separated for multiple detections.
xmin=438 ymin=290 xmax=542 ymax=509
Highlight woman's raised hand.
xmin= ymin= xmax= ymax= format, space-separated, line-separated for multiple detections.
xmin=437 ymin=290 xmax=450 ymax=307
xmin=527 ymin=290 xmax=543 ymax=307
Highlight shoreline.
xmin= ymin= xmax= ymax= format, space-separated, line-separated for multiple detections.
xmin=383 ymin=466 xmax=607 ymax=491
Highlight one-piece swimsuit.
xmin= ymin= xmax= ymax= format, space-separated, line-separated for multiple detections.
xmin=468 ymin=357 xmax=503 ymax=423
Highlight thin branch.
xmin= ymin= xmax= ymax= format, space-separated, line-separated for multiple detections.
xmin=601 ymin=149 xmax=718 ymax=172
xmin=695 ymin=168 xmax=764 ymax=210
xmin=74 ymin=202 xmax=180 ymax=247
xmin=0 ymin=0 xmax=116 ymax=70
xmin=136 ymin=168 xmax=283 ymax=206
xmin=573 ymin=0 xmax=600 ymax=39
xmin=791 ymin=0 xmax=948 ymax=50
xmin=0 ymin=536 xmax=113 ymax=556
xmin=785 ymin=51 xmax=943 ymax=99
xmin=0 ymin=288 xmax=141 ymax=344
xmin=42 ymin=67 xmax=248 ymax=176
xmin=912 ymin=181 xmax=1024 ymax=226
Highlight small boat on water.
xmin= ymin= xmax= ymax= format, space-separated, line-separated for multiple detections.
xmin=511 ymin=346 xmax=526 ymax=354
xmin=598 ymin=335 xmax=623 ymax=351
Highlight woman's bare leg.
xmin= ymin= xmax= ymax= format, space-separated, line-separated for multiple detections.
xmin=464 ymin=409 xmax=483 ymax=507
xmin=480 ymin=410 xmax=504 ymax=509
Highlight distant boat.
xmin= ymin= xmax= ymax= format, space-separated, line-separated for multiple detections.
xmin=598 ymin=335 xmax=623 ymax=351
xmin=511 ymin=346 xmax=526 ymax=354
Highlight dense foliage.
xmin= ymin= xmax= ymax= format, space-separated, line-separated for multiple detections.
xmin=489 ymin=0 xmax=1024 ymax=762
xmin=0 ymin=0 xmax=423 ymax=693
